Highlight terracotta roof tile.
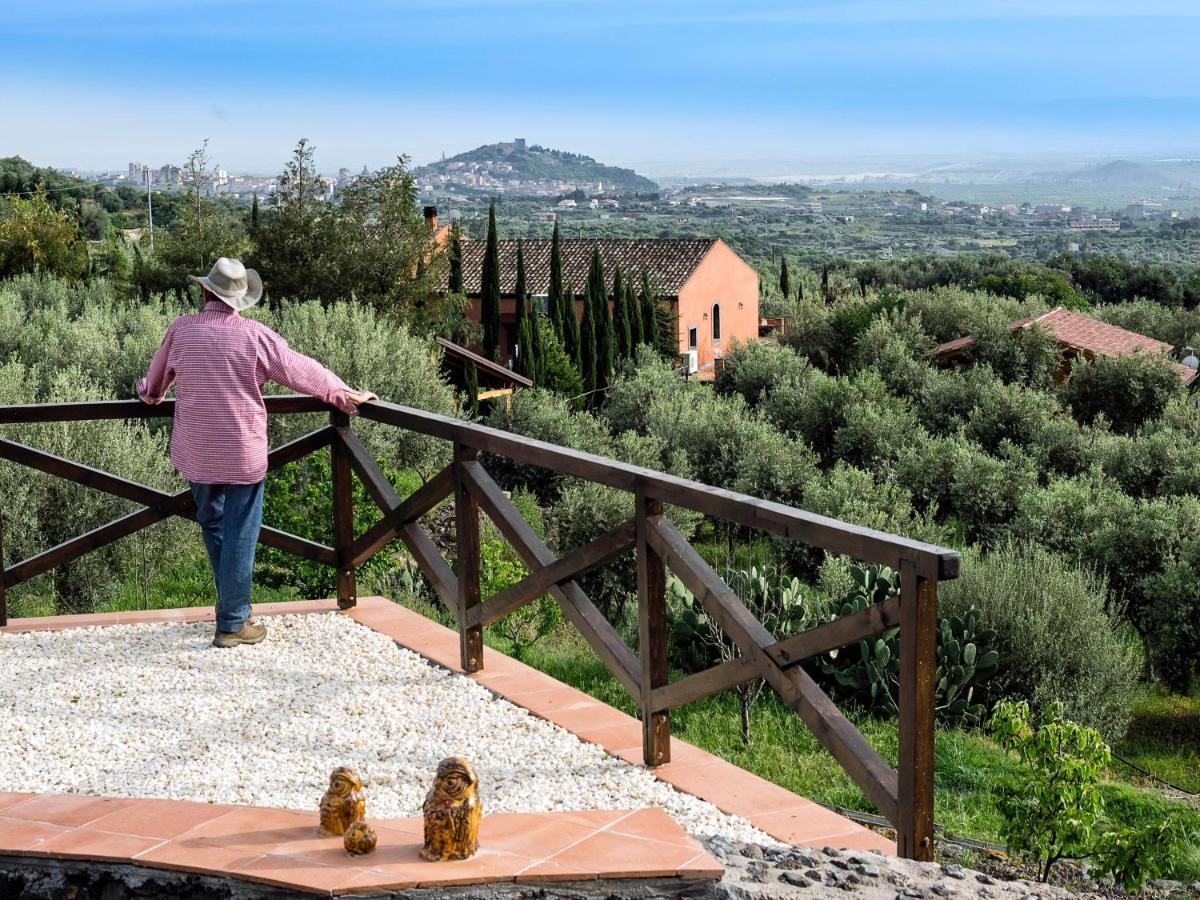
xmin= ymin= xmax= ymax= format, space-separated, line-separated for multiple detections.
xmin=458 ymin=238 xmax=717 ymax=297
xmin=1025 ymin=307 xmax=1174 ymax=356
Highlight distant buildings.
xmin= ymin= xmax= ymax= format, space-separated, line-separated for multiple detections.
xmin=1068 ymin=218 xmax=1120 ymax=231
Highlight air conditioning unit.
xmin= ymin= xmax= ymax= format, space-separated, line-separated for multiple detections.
xmin=685 ymin=350 xmax=698 ymax=374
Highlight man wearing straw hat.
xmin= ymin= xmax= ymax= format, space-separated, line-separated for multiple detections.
xmin=137 ymin=258 xmax=376 ymax=648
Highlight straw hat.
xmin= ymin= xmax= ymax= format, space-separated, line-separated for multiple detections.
xmin=189 ymin=257 xmax=263 ymax=311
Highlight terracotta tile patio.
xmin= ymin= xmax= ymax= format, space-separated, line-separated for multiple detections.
xmin=0 ymin=594 xmax=894 ymax=894
xmin=0 ymin=797 xmax=716 ymax=895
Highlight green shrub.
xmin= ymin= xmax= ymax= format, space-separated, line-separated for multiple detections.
xmin=479 ymin=491 xmax=561 ymax=659
xmin=941 ymin=541 xmax=1136 ymax=740
xmin=989 ymin=699 xmax=1189 ymax=890
xmin=1060 ymin=351 xmax=1183 ymax=435
xmin=947 ymin=442 xmax=1038 ymax=546
xmin=483 ymin=388 xmax=611 ymax=502
xmin=715 ymin=337 xmax=810 ymax=407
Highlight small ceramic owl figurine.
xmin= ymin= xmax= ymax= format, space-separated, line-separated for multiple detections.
xmin=343 ymin=820 xmax=378 ymax=856
xmin=319 ymin=767 xmax=366 ymax=836
xmin=420 ymin=757 xmax=481 ymax=861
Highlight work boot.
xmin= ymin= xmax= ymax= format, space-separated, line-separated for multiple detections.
xmin=212 ymin=618 xmax=267 ymax=648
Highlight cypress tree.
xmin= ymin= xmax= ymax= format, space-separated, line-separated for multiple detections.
xmin=530 ymin=308 xmax=545 ymax=384
xmin=464 ymin=360 xmax=479 ymax=418
xmin=627 ymin=276 xmax=644 ymax=348
xmin=579 ymin=285 xmax=597 ymax=396
xmin=587 ymin=245 xmax=612 ymax=392
xmin=513 ymin=240 xmax=528 ymax=373
xmin=563 ymin=285 xmax=581 ymax=365
xmin=639 ymin=271 xmax=657 ymax=352
xmin=654 ymin=296 xmax=678 ymax=359
xmin=448 ymin=220 xmax=464 ymax=294
xmin=250 ymin=193 xmax=259 ymax=235
xmin=516 ymin=316 xmax=534 ymax=380
xmin=611 ymin=266 xmax=630 ymax=361
xmin=480 ymin=200 xmax=502 ymax=360
xmin=779 ymin=256 xmax=790 ymax=299
xmin=547 ymin=219 xmax=564 ymax=338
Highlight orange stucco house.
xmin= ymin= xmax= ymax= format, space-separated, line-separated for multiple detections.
xmin=457 ymin=237 xmax=760 ymax=379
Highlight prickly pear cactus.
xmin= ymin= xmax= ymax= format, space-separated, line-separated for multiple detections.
xmin=819 ymin=563 xmax=999 ymax=723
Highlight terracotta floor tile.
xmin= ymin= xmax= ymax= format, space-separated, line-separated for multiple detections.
xmin=523 ymin=828 xmax=698 ymax=881
xmin=471 ymin=669 xmax=560 ymax=697
xmin=751 ymin=805 xmax=881 ymax=846
xmin=181 ymin=806 xmax=319 ymax=853
xmin=226 ymin=852 xmax=367 ymax=894
xmin=543 ymin=703 xmax=638 ymax=735
xmin=4 ymin=794 xmax=137 ymax=828
xmin=36 ymin=827 xmax=165 ymax=862
xmin=567 ymin=721 xmax=643 ymax=751
xmin=0 ymin=792 xmax=36 ymax=813
xmin=133 ymin=836 xmax=262 ymax=875
xmin=522 ymin=808 xmax=635 ymax=831
xmin=677 ymin=849 xmax=725 ymax=881
xmin=475 ymin=811 xmax=601 ymax=860
xmin=670 ymin=769 xmax=819 ymax=818
xmin=413 ymin=847 xmax=533 ymax=888
xmin=0 ymin=817 xmax=74 ymax=852
xmin=86 ymin=798 xmax=233 ymax=840
xmin=606 ymin=808 xmax=704 ymax=850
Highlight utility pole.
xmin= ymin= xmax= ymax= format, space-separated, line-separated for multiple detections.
xmin=145 ymin=167 xmax=154 ymax=252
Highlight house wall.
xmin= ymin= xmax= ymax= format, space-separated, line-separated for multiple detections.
xmin=675 ymin=241 xmax=760 ymax=379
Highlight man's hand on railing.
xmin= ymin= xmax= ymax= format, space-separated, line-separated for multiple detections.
xmin=345 ymin=389 xmax=378 ymax=407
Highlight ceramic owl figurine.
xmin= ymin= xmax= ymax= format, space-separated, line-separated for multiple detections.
xmin=420 ymin=757 xmax=481 ymax=861
xmin=343 ymin=820 xmax=378 ymax=856
xmin=319 ymin=767 xmax=366 ymax=836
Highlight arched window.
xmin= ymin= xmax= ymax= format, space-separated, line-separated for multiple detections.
xmin=711 ymin=303 xmax=721 ymax=342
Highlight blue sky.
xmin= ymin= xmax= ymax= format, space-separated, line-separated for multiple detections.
xmin=3 ymin=1 xmax=1200 ymax=173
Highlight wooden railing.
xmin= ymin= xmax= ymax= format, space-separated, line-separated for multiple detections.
xmin=0 ymin=395 xmax=960 ymax=860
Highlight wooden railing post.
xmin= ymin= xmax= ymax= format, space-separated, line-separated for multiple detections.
xmin=0 ymin=509 xmax=7 ymax=627
xmin=636 ymin=492 xmax=670 ymax=765
xmin=454 ymin=443 xmax=483 ymax=673
xmin=330 ymin=411 xmax=356 ymax=609
xmin=897 ymin=558 xmax=937 ymax=860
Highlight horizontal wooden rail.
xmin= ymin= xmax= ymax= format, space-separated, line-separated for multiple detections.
xmin=359 ymin=400 xmax=958 ymax=580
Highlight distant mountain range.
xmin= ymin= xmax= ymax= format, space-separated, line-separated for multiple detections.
xmin=414 ymin=141 xmax=658 ymax=193
xmin=1050 ymin=159 xmax=1200 ymax=192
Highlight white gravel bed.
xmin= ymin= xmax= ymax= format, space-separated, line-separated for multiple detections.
xmin=0 ymin=612 xmax=779 ymax=844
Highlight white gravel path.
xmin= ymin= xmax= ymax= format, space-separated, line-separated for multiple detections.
xmin=0 ymin=612 xmax=778 ymax=844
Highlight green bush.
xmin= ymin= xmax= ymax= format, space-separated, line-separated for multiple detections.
xmin=714 ymin=338 xmax=809 ymax=407
xmin=479 ymin=490 xmax=561 ymax=659
xmin=941 ymin=541 xmax=1136 ymax=740
xmin=483 ymin=388 xmax=612 ymax=502
xmin=989 ymin=699 xmax=1189 ymax=890
xmin=1059 ymin=351 xmax=1183 ymax=435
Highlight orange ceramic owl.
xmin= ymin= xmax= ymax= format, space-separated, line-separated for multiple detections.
xmin=420 ymin=757 xmax=481 ymax=861
xmin=319 ymin=767 xmax=366 ymax=836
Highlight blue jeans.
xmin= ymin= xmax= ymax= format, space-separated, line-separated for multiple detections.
xmin=189 ymin=481 xmax=265 ymax=633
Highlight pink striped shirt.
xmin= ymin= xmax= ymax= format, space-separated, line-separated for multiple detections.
xmin=137 ymin=300 xmax=356 ymax=484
